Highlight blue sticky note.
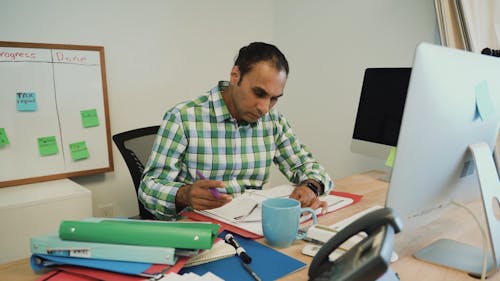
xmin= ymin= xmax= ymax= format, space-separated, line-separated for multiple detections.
xmin=475 ymin=80 xmax=495 ymax=121
xmin=16 ymin=92 xmax=38 ymax=111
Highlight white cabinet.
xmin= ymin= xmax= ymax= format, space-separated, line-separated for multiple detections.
xmin=0 ymin=179 xmax=92 ymax=263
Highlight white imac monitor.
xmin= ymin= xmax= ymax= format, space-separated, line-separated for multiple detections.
xmin=351 ymin=68 xmax=411 ymax=159
xmin=385 ymin=43 xmax=500 ymax=277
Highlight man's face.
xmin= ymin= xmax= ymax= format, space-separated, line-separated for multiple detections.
xmin=228 ymin=61 xmax=287 ymax=123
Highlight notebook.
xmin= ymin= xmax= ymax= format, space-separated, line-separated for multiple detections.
xmin=184 ymin=239 xmax=236 ymax=267
xmin=191 ymin=185 xmax=358 ymax=236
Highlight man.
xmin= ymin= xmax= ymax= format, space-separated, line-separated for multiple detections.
xmin=139 ymin=42 xmax=333 ymax=220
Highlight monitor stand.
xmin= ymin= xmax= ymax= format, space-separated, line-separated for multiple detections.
xmin=379 ymin=147 xmax=396 ymax=182
xmin=378 ymin=167 xmax=392 ymax=182
xmin=414 ymin=142 xmax=500 ymax=278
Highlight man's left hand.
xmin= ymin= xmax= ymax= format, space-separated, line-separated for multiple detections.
xmin=289 ymin=185 xmax=328 ymax=214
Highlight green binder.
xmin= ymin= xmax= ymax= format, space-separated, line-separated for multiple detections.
xmin=59 ymin=218 xmax=220 ymax=250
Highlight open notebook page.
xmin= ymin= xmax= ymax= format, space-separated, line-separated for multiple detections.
xmin=195 ymin=185 xmax=354 ymax=236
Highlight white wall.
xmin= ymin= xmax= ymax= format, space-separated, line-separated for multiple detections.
xmin=270 ymin=0 xmax=439 ymax=184
xmin=0 ymin=0 xmax=439 ymax=218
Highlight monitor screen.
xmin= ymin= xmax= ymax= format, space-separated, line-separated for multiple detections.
xmin=385 ymin=43 xmax=500 ymax=274
xmin=351 ymin=68 xmax=411 ymax=159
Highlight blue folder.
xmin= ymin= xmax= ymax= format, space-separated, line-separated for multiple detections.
xmin=180 ymin=231 xmax=306 ymax=281
xmin=31 ymin=254 xmax=160 ymax=277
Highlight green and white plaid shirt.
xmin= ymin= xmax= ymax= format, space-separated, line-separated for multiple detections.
xmin=139 ymin=81 xmax=333 ymax=220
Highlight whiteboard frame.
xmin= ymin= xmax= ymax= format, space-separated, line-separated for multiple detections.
xmin=0 ymin=41 xmax=113 ymax=187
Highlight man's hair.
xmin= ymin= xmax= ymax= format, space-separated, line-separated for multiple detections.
xmin=234 ymin=42 xmax=289 ymax=85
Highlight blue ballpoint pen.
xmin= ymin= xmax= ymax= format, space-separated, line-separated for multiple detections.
xmin=195 ymin=170 xmax=221 ymax=199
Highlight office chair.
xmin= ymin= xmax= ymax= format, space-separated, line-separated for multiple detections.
xmin=112 ymin=125 xmax=160 ymax=220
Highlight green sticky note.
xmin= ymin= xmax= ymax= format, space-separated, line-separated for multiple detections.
xmin=38 ymin=136 xmax=59 ymax=156
xmin=385 ymin=146 xmax=397 ymax=167
xmin=475 ymin=80 xmax=495 ymax=121
xmin=70 ymin=141 xmax=89 ymax=161
xmin=0 ymin=128 xmax=10 ymax=147
xmin=81 ymin=109 xmax=100 ymax=128
xmin=16 ymin=92 xmax=38 ymax=111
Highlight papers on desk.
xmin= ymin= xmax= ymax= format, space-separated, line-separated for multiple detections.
xmin=302 ymin=205 xmax=399 ymax=263
xmin=159 ymin=271 xmax=224 ymax=281
xmin=193 ymin=185 xmax=358 ymax=236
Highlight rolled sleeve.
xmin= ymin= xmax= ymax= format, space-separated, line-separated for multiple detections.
xmin=139 ymin=111 xmax=188 ymax=220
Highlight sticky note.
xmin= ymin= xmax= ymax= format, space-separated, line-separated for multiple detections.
xmin=385 ymin=146 xmax=397 ymax=167
xmin=81 ymin=109 xmax=100 ymax=128
xmin=16 ymin=92 xmax=38 ymax=111
xmin=70 ymin=141 xmax=89 ymax=161
xmin=0 ymin=128 xmax=10 ymax=147
xmin=475 ymin=80 xmax=495 ymax=121
xmin=38 ymin=136 xmax=59 ymax=156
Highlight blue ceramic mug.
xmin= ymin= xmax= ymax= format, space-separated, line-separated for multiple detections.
xmin=261 ymin=197 xmax=317 ymax=248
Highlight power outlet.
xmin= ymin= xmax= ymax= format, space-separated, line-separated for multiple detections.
xmin=98 ymin=203 xmax=114 ymax=218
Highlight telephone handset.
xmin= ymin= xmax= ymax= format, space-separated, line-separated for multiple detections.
xmin=308 ymin=207 xmax=402 ymax=281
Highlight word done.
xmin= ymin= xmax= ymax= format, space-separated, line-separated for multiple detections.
xmin=54 ymin=52 xmax=88 ymax=64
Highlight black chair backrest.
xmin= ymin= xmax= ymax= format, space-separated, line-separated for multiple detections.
xmin=112 ymin=125 xmax=160 ymax=220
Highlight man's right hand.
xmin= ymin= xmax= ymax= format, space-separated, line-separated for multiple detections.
xmin=176 ymin=179 xmax=232 ymax=211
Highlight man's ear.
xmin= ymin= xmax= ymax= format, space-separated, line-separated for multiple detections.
xmin=230 ymin=65 xmax=240 ymax=85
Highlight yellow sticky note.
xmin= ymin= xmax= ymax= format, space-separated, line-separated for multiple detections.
xmin=385 ymin=147 xmax=397 ymax=167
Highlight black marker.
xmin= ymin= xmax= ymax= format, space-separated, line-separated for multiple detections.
xmin=241 ymin=260 xmax=262 ymax=281
xmin=224 ymin=233 xmax=252 ymax=264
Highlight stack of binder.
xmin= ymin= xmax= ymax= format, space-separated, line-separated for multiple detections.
xmin=30 ymin=217 xmax=220 ymax=280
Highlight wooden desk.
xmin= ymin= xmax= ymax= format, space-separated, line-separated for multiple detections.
xmin=276 ymin=170 xmax=497 ymax=281
xmin=1 ymin=170 xmax=497 ymax=280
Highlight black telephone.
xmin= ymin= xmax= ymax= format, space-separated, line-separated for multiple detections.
xmin=308 ymin=207 xmax=403 ymax=281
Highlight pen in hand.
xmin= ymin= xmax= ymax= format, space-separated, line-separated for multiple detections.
xmin=195 ymin=170 xmax=221 ymax=199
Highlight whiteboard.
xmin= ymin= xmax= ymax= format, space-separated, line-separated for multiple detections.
xmin=0 ymin=41 xmax=113 ymax=187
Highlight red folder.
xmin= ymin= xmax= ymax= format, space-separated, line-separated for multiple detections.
xmin=36 ymin=257 xmax=188 ymax=281
xmin=182 ymin=191 xmax=362 ymax=239
xmin=37 ymin=270 xmax=95 ymax=281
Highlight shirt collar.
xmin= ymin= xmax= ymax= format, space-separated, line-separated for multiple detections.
xmin=210 ymin=81 xmax=259 ymax=127
xmin=210 ymin=81 xmax=233 ymax=123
